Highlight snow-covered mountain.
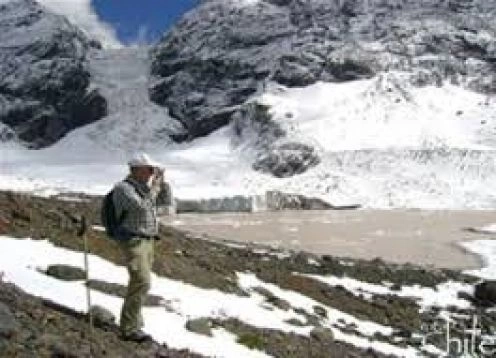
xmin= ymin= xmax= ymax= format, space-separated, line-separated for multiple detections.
xmin=0 ymin=0 xmax=107 ymax=148
xmin=1 ymin=0 xmax=496 ymax=208
xmin=150 ymin=0 xmax=496 ymax=139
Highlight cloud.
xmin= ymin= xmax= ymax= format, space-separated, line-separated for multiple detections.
xmin=38 ymin=0 xmax=122 ymax=48
xmin=0 ymin=0 xmax=122 ymax=48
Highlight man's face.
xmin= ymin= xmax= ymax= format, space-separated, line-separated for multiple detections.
xmin=132 ymin=166 xmax=155 ymax=183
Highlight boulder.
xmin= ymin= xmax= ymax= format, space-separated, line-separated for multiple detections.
xmin=185 ymin=318 xmax=212 ymax=336
xmin=88 ymin=305 xmax=115 ymax=326
xmin=45 ymin=265 xmax=86 ymax=281
xmin=313 ymin=305 xmax=327 ymax=319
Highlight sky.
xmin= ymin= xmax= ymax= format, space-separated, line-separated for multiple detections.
xmin=92 ymin=0 xmax=200 ymax=44
xmin=2 ymin=0 xmax=200 ymax=48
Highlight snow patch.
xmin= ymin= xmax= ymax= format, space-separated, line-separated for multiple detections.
xmin=301 ymin=274 xmax=473 ymax=310
xmin=461 ymin=239 xmax=496 ymax=280
xmin=0 ymin=236 xmax=422 ymax=357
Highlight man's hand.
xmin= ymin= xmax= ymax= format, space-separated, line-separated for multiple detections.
xmin=151 ymin=168 xmax=165 ymax=194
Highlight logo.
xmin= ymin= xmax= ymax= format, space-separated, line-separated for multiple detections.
xmin=421 ymin=313 xmax=496 ymax=357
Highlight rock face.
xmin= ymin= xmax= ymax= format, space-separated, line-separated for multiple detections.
xmin=0 ymin=0 xmax=107 ymax=148
xmin=150 ymin=0 xmax=496 ymax=143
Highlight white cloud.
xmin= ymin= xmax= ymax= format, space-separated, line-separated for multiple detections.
xmin=0 ymin=0 xmax=122 ymax=48
xmin=37 ymin=0 xmax=122 ymax=48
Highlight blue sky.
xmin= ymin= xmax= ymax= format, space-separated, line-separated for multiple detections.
xmin=92 ymin=0 xmax=200 ymax=44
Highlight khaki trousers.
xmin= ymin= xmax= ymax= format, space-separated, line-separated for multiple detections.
xmin=119 ymin=238 xmax=154 ymax=335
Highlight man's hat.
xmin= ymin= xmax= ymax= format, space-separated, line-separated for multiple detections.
xmin=128 ymin=152 xmax=161 ymax=168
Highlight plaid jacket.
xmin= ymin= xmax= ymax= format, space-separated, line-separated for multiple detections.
xmin=112 ymin=177 xmax=173 ymax=238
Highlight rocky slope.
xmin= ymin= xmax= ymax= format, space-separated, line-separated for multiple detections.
xmin=0 ymin=0 xmax=107 ymax=148
xmin=0 ymin=280 xmax=200 ymax=358
xmin=149 ymin=0 xmax=496 ymax=175
xmin=2 ymin=190 xmax=496 ymax=357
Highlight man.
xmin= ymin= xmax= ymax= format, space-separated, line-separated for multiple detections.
xmin=112 ymin=152 xmax=173 ymax=342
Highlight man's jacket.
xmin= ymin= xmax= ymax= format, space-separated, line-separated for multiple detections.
xmin=112 ymin=177 xmax=173 ymax=239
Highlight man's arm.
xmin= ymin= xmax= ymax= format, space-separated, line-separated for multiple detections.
xmin=156 ymin=181 xmax=173 ymax=207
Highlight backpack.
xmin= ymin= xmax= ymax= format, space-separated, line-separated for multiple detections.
xmin=100 ymin=189 xmax=127 ymax=239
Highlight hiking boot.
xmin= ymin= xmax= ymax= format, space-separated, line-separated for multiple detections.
xmin=121 ymin=330 xmax=152 ymax=343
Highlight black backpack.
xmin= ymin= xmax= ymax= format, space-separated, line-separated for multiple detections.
xmin=101 ymin=189 xmax=126 ymax=239
xmin=101 ymin=180 xmax=143 ymax=239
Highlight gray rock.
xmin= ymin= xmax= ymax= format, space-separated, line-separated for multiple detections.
xmin=310 ymin=327 xmax=334 ymax=344
xmin=150 ymin=0 xmax=496 ymax=142
xmin=474 ymin=281 xmax=496 ymax=306
xmin=0 ymin=302 xmax=19 ymax=338
xmin=0 ymin=0 xmax=107 ymax=148
xmin=88 ymin=305 xmax=115 ymax=326
xmin=284 ymin=318 xmax=306 ymax=327
xmin=253 ymin=286 xmax=291 ymax=311
xmin=313 ymin=305 xmax=327 ymax=319
xmin=305 ymin=314 xmax=322 ymax=327
xmin=45 ymin=265 xmax=86 ymax=281
xmin=185 ymin=318 xmax=212 ymax=336
xmin=253 ymin=142 xmax=321 ymax=177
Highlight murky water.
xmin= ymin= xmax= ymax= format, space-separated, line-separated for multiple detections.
xmin=162 ymin=209 xmax=496 ymax=270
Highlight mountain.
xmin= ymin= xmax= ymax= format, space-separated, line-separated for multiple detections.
xmin=149 ymin=0 xmax=496 ymax=179
xmin=1 ymin=0 xmax=496 ymax=208
xmin=150 ymin=0 xmax=496 ymax=139
xmin=0 ymin=0 xmax=107 ymax=148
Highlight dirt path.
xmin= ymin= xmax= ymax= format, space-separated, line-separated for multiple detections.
xmin=164 ymin=209 xmax=496 ymax=270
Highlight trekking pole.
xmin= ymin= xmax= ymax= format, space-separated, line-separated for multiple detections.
xmin=77 ymin=215 xmax=93 ymax=334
